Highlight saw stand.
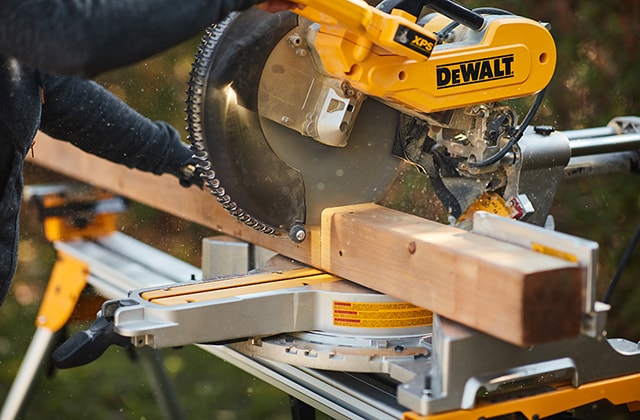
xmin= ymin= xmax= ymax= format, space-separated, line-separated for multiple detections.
xmin=3 ymin=183 xmax=640 ymax=420
xmin=0 ymin=184 xmax=198 ymax=420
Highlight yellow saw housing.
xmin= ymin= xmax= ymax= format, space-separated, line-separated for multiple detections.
xmin=295 ymin=0 xmax=556 ymax=114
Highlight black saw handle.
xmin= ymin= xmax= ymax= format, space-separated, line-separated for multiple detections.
xmin=52 ymin=301 xmax=135 ymax=369
xmin=52 ymin=315 xmax=131 ymax=369
xmin=378 ymin=0 xmax=485 ymax=30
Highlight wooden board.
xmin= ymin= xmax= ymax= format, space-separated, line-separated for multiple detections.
xmin=28 ymin=132 xmax=583 ymax=345
xmin=28 ymin=132 xmax=315 ymax=263
xmin=321 ymin=204 xmax=583 ymax=345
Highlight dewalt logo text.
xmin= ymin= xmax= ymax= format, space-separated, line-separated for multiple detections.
xmin=436 ymin=54 xmax=514 ymax=89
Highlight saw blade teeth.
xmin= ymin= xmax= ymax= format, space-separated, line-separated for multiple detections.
xmin=198 ymin=160 xmax=212 ymax=171
xmin=191 ymin=111 xmax=202 ymax=123
xmin=185 ymin=88 xmax=197 ymax=98
xmin=188 ymin=134 xmax=202 ymax=144
xmin=188 ymin=102 xmax=202 ymax=114
xmin=184 ymin=17 xmax=280 ymax=238
xmin=192 ymin=152 xmax=208 ymax=161
xmin=189 ymin=94 xmax=202 ymax=105
xmin=190 ymin=76 xmax=205 ymax=88
xmin=190 ymin=63 xmax=205 ymax=77
xmin=190 ymin=142 xmax=205 ymax=152
xmin=190 ymin=142 xmax=205 ymax=153
xmin=189 ymin=132 xmax=204 ymax=143
xmin=197 ymin=37 xmax=215 ymax=58
xmin=223 ymin=202 xmax=238 ymax=212
xmin=194 ymin=157 xmax=208 ymax=166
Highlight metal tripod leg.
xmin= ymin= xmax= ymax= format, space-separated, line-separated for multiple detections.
xmin=1 ymin=251 xmax=88 ymax=420
xmin=137 ymin=347 xmax=185 ymax=420
xmin=289 ymin=395 xmax=316 ymax=420
xmin=0 ymin=328 xmax=57 ymax=420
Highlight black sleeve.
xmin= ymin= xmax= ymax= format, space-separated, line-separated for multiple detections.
xmin=0 ymin=0 xmax=259 ymax=77
xmin=38 ymin=74 xmax=193 ymax=176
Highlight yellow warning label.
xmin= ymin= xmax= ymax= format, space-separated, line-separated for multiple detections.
xmin=458 ymin=192 xmax=511 ymax=223
xmin=333 ymin=301 xmax=433 ymax=328
xmin=531 ymin=243 xmax=578 ymax=263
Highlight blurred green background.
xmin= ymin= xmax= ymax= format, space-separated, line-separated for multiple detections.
xmin=2 ymin=1 xmax=640 ymax=418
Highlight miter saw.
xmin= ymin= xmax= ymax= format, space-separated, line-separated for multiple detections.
xmin=185 ymin=0 xmax=557 ymax=241
xmin=49 ymin=0 xmax=640 ymax=418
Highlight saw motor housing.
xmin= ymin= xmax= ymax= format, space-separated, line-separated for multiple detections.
xmin=263 ymin=2 xmax=556 ymax=152
xmin=298 ymin=4 xmax=555 ymax=113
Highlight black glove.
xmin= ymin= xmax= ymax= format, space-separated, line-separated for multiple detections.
xmin=176 ymin=160 xmax=204 ymax=189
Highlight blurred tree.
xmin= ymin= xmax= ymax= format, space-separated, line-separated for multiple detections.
xmin=97 ymin=38 xmax=200 ymax=137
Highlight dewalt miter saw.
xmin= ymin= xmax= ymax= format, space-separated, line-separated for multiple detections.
xmin=186 ymin=0 xmax=556 ymax=241
xmin=50 ymin=1 xmax=640 ymax=418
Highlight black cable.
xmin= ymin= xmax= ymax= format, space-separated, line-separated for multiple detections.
xmin=433 ymin=20 xmax=459 ymax=42
xmin=603 ymin=223 xmax=640 ymax=305
xmin=468 ymin=87 xmax=547 ymax=168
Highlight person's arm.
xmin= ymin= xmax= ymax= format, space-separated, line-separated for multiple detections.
xmin=38 ymin=74 xmax=196 ymax=180
xmin=0 ymin=0 xmax=259 ymax=77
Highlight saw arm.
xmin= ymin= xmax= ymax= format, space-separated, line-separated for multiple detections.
xmin=293 ymin=0 xmax=556 ymax=113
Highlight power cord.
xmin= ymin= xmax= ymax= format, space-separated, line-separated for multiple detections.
xmin=603 ymin=223 xmax=640 ymax=305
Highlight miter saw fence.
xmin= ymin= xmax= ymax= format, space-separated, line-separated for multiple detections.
xmin=186 ymin=0 xmax=558 ymax=242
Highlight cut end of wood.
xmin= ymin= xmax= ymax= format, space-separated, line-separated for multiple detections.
xmin=520 ymin=266 xmax=584 ymax=345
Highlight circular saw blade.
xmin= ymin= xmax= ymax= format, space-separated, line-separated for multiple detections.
xmin=187 ymin=9 xmax=400 ymax=236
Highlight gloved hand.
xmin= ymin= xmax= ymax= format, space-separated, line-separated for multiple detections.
xmin=176 ymin=159 xmax=204 ymax=189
